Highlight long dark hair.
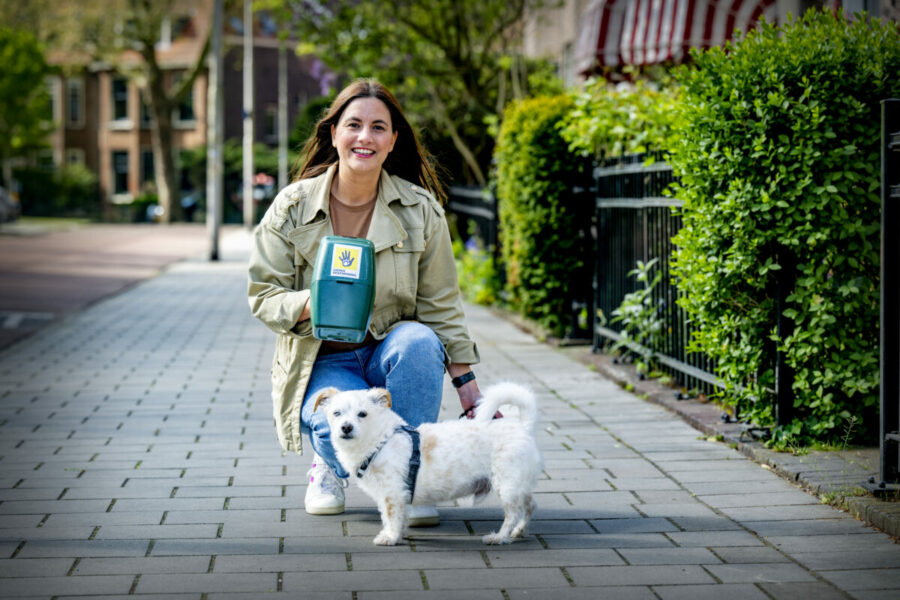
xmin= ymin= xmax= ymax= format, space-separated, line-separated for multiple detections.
xmin=293 ymin=79 xmax=446 ymax=204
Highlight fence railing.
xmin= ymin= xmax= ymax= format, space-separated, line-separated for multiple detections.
xmin=591 ymin=158 xmax=721 ymax=397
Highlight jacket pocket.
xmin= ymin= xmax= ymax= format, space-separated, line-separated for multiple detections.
xmin=392 ymin=227 xmax=424 ymax=295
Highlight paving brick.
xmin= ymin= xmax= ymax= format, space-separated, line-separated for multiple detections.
xmin=351 ymin=550 xmax=486 ymax=571
xmin=281 ymin=569 xmax=424 ymax=592
xmin=653 ymin=583 xmax=769 ymax=600
xmin=16 ymin=539 xmax=150 ymax=559
xmin=212 ymin=553 xmax=346 ymax=573
xmin=73 ymin=556 xmax=210 ymax=575
xmin=0 ymin=557 xmax=73 ymax=577
xmin=756 ymin=581 xmax=852 ymax=600
xmin=94 ymin=524 xmax=220 ymax=540
xmin=704 ymin=562 xmax=816 ymax=583
xmin=136 ymin=573 xmax=276 ymax=594
xmin=507 ymin=588 xmax=655 ymax=600
xmin=425 ymin=567 xmax=570 ymax=590
xmin=541 ymin=533 xmax=675 ymax=549
xmin=818 ymin=568 xmax=900 ymax=591
xmin=710 ymin=547 xmax=792 ymax=564
xmin=359 ymin=592 xmax=503 ymax=600
xmin=567 ymin=565 xmax=714 ymax=586
xmin=765 ymin=533 xmax=898 ymax=554
xmin=666 ymin=531 xmax=764 ymax=547
xmin=589 ymin=518 xmax=679 ymax=534
xmin=618 ymin=547 xmax=721 ymax=565
xmin=150 ymin=538 xmax=279 ymax=556
xmin=0 ymin=574 xmax=134 ymax=596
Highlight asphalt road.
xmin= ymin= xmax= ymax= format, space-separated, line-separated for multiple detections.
xmin=0 ymin=222 xmax=238 ymax=351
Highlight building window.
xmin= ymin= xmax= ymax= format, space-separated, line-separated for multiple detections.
xmin=67 ymin=78 xmax=85 ymax=128
xmin=66 ymin=148 xmax=85 ymax=166
xmin=112 ymin=77 xmax=129 ymax=122
xmin=264 ymin=105 xmax=277 ymax=141
xmin=45 ymin=77 xmax=58 ymax=123
xmin=141 ymin=148 xmax=155 ymax=185
xmin=112 ymin=150 xmax=129 ymax=195
xmin=173 ymin=73 xmax=195 ymax=126
xmin=140 ymin=97 xmax=153 ymax=129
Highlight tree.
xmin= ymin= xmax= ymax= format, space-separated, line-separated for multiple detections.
xmin=0 ymin=27 xmax=53 ymax=189
xmin=2 ymin=0 xmax=211 ymax=222
xmin=261 ymin=0 xmax=555 ymax=186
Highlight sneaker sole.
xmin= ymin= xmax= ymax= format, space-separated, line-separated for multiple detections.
xmin=305 ymin=505 xmax=345 ymax=516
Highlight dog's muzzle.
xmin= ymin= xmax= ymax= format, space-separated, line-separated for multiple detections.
xmin=340 ymin=422 xmax=354 ymax=439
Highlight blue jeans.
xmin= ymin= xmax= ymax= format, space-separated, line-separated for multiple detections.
xmin=301 ymin=322 xmax=446 ymax=479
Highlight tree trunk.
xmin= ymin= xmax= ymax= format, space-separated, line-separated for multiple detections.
xmin=151 ymin=105 xmax=183 ymax=223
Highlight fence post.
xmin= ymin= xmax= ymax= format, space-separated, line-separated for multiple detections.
xmin=868 ymin=98 xmax=900 ymax=493
xmin=775 ymin=246 xmax=797 ymax=427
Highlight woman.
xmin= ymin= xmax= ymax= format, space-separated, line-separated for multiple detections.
xmin=248 ymin=79 xmax=481 ymax=526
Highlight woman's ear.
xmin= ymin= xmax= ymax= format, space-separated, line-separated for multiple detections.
xmin=313 ymin=387 xmax=340 ymax=412
xmin=369 ymin=388 xmax=392 ymax=408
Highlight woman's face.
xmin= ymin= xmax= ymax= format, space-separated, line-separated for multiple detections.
xmin=331 ymin=97 xmax=398 ymax=179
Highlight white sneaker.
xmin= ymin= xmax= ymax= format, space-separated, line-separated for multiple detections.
xmin=408 ymin=504 xmax=440 ymax=527
xmin=304 ymin=455 xmax=346 ymax=515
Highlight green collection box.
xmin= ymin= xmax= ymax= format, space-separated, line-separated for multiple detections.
xmin=310 ymin=235 xmax=375 ymax=343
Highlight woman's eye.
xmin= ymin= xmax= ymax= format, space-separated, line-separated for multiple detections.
xmin=357 ymin=411 xmax=367 ymax=418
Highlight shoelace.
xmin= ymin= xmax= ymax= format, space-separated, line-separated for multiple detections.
xmin=307 ymin=461 xmax=349 ymax=491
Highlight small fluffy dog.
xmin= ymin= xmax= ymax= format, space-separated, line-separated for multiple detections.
xmin=314 ymin=382 xmax=542 ymax=546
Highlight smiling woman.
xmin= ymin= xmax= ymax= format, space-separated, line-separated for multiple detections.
xmin=248 ymin=79 xmax=482 ymax=527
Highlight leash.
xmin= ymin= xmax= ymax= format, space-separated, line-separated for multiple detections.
xmin=356 ymin=425 xmax=421 ymax=502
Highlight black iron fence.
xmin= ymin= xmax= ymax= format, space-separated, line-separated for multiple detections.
xmin=447 ymin=185 xmax=499 ymax=259
xmin=590 ymin=158 xmax=720 ymax=397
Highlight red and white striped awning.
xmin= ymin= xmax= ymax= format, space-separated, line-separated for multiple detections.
xmin=575 ymin=0 xmax=778 ymax=72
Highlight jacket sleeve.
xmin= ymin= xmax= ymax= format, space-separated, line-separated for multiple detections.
xmin=415 ymin=202 xmax=480 ymax=365
xmin=247 ymin=203 xmax=313 ymax=338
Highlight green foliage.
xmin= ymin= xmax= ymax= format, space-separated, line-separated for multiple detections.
xmin=495 ymin=95 xmax=591 ymax=336
xmin=288 ymin=94 xmax=335 ymax=152
xmin=669 ymin=10 xmax=900 ymax=447
xmin=610 ymin=258 xmax=663 ymax=375
xmin=16 ymin=164 xmax=100 ymax=218
xmin=261 ymin=0 xmax=559 ymax=185
xmin=560 ymin=77 xmax=680 ymax=161
xmin=452 ymin=238 xmax=501 ymax=306
xmin=0 ymin=27 xmax=52 ymax=167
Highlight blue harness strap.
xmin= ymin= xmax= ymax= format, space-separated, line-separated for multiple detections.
xmin=356 ymin=425 xmax=422 ymax=502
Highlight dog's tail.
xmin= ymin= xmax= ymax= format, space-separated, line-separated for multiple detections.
xmin=474 ymin=382 xmax=538 ymax=431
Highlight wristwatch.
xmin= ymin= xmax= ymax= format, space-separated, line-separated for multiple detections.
xmin=451 ymin=371 xmax=476 ymax=388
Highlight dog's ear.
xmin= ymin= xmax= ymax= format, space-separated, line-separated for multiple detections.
xmin=369 ymin=388 xmax=392 ymax=408
xmin=312 ymin=387 xmax=339 ymax=412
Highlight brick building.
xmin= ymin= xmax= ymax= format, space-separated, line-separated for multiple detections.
xmin=45 ymin=0 xmax=331 ymax=208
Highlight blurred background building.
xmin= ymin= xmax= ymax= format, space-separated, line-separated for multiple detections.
xmin=524 ymin=0 xmax=900 ymax=87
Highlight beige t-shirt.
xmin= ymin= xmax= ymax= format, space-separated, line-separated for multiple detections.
xmin=330 ymin=193 xmax=376 ymax=239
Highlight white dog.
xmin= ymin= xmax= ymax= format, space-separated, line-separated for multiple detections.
xmin=313 ymin=382 xmax=543 ymax=546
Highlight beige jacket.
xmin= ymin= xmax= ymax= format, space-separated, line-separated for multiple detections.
xmin=248 ymin=164 xmax=479 ymax=454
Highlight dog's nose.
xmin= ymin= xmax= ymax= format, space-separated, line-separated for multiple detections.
xmin=341 ymin=423 xmax=354 ymax=435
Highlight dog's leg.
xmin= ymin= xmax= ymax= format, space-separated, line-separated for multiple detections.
xmin=509 ymin=494 xmax=536 ymax=539
xmin=373 ymin=495 xmax=406 ymax=546
xmin=483 ymin=491 xmax=531 ymax=545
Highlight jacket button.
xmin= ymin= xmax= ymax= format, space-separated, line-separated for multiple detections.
xmin=397 ymin=241 xmax=404 ymax=248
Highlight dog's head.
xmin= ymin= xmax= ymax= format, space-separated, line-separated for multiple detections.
xmin=313 ymin=387 xmax=394 ymax=446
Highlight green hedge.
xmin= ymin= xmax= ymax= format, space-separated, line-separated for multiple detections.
xmin=669 ymin=10 xmax=900 ymax=447
xmin=494 ymin=95 xmax=591 ymax=336
xmin=560 ymin=77 xmax=679 ymax=161
xmin=16 ymin=164 xmax=100 ymax=218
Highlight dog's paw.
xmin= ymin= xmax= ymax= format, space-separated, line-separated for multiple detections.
xmin=482 ymin=532 xmax=512 ymax=545
xmin=373 ymin=531 xmax=401 ymax=546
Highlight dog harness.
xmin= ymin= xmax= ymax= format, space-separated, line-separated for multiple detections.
xmin=356 ymin=425 xmax=421 ymax=502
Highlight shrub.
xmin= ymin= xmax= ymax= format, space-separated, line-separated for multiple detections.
xmin=560 ymin=76 xmax=680 ymax=161
xmin=16 ymin=164 xmax=99 ymax=218
xmin=494 ymin=95 xmax=591 ymax=336
xmin=669 ymin=10 xmax=900 ymax=447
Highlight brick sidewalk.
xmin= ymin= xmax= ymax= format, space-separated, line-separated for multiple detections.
xmin=1 ymin=229 xmax=898 ymax=599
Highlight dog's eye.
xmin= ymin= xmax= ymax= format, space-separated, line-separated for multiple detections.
xmin=357 ymin=411 xmax=367 ymax=418
xmin=333 ymin=410 xmax=342 ymax=417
